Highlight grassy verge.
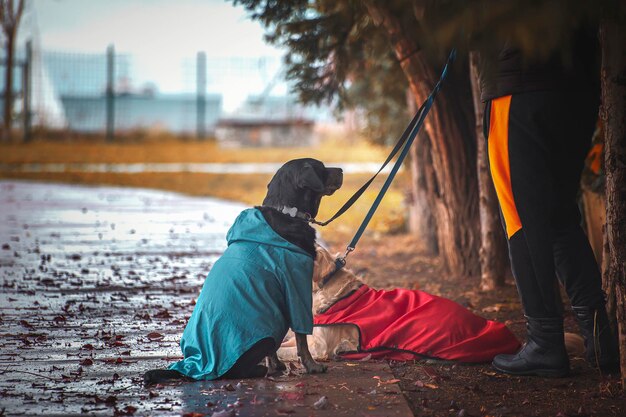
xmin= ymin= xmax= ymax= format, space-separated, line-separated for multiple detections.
xmin=0 ymin=138 xmax=410 ymax=244
xmin=0 ymin=137 xmax=389 ymax=164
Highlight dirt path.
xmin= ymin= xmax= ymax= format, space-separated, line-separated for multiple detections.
xmin=329 ymin=236 xmax=625 ymax=417
xmin=0 ymin=180 xmax=412 ymax=417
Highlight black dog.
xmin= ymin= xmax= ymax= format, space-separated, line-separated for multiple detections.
xmin=144 ymin=158 xmax=342 ymax=385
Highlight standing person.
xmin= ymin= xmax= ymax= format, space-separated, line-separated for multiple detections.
xmin=479 ymin=23 xmax=619 ymax=377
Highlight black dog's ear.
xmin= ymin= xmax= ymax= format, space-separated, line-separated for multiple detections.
xmin=297 ymin=163 xmax=325 ymax=192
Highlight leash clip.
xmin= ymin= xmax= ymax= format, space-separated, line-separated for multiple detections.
xmin=308 ymin=217 xmax=326 ymax=226
xmin=335 ymin=246 xmax=354 ymax=267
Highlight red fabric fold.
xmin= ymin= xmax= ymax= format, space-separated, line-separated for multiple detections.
xmin=314 ymin=285 xmax=520 ymax=362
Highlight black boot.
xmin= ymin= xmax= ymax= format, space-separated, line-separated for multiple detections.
xmin=572 ymin=304 xmax=620 ymax=373
xmin=492 ymin=316 xmax=570 ymax=377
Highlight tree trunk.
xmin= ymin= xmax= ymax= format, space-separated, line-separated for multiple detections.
xmin=468 ymin=52 xmax=509 ymax=290
xmin=408 ymin=129 xmax=439 ymax=255
xmin=365 ymin=1 xmax=480 ymax=277
xmin=3 ymin=33 xmax=14 ymax=141
xmin=600 ymin=17 xmax=626 ymax=387
xmin=406 ymin=89 xmax=438 ymax=255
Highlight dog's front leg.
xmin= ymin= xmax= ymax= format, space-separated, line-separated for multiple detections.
xmin=295 ymin=333 xmax=327 ymax=374
xmin=266 ymin=351 xmax=287 ymax=375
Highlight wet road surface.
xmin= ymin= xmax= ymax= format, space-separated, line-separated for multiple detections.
xmin=0 ymin=180 xmax=412 ymax=417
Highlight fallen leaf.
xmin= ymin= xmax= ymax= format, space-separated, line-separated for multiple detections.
xmin=422 ymin=366 xmax=441 ymax=381
xmin=19 ymin=320 xmax=34 ymax=329
xmin=113 ymin=405 xmax=137 ymax=416
xmin=80 ymin=358 xmax=94 ymax=366
xmin=146 ymin=332 xmax=164 ymax=341
xmin=376 ymin=378 xmax=401 ymax=385
xmin=280 ymin=392 xmax=304 ymax=401
xmin=313 ymin=396 xmax=330 ymax=410
xmin=154 ymin=309 xmax=172 ymax=319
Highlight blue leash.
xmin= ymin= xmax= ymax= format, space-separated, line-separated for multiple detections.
xmin=318 ymin=50 xmax=456 ymax=283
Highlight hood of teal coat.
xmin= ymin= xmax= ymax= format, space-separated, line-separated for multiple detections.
xmin=226 ymin=208 xmax=312 ymax=258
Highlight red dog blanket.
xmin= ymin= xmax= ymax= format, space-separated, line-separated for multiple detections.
xmin=314 ymin=285 xmax=520 ymax=362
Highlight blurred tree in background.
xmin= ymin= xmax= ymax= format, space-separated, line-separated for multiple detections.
xmin=233 ymin=0 xmax=481 ymax=278
xmin=0 ymin=0 xmax=25 ymax=141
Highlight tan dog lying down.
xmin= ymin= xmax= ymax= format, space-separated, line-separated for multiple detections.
xmin=279 ymin=245 xmax=361 ymax=360
xmin=279 ymin=245 xmax=584 ymax=362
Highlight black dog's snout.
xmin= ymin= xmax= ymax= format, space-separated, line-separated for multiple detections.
xmin=324 ymin=167 xmax=343 ymax=195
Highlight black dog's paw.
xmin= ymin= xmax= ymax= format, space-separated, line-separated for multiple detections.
xmin=267 ymin=355 xmax=287 ymax=374
xmin=143 ymin=369 xmax=191 ymax=386
xmin=304 ymin=361 xmax=327 ymax=374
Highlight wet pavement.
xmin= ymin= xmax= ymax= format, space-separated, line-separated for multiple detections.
xmin=0 ymin=180 xmax=412 ymax=417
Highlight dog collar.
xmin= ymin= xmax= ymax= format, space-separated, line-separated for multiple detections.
xmin=318 ymin=257 xmax=347 ymax=289
xmin=263 ymin=205 xmax=313 ymax=222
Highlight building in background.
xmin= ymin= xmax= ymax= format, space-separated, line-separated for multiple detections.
xmin=1 ymin=0 xmax=346 ymax=143
xmin=216 ymin=94 xmax=334 ymax=147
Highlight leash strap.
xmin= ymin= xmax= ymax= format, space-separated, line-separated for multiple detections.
xmin=312 ymin=50 xmax=456 ymax=230
xmin=346 ymin=49 xmax=456 ymax=255
xmin=311 ymin=104 xmax=426 ymax=227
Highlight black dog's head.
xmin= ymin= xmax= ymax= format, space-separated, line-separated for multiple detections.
xmin=262 ymin=158 xmax=343 ymax=219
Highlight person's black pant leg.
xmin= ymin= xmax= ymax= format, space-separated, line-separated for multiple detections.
xmin=487 ymin=93 xmax=560 ymax=318
xmin=549 ymin=90 xmax=603 ymax=308
xmin=487 ymin=90 xmax=602 ymax=318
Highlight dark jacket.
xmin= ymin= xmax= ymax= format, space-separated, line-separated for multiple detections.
xmin=479 ymin=25 xmax=600 ymax=102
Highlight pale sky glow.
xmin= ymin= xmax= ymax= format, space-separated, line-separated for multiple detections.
xmin=34 ymin=0 xmax=282 ymax=57
xmin=29 ymin=0 xmax=287 ymax=111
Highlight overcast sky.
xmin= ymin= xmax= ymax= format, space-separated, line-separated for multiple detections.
xmin=32 ymin=0 xmax=282 ymax=57
xmin=28 ymin=0 xmax=287 ymax=110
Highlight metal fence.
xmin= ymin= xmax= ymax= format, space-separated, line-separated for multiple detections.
xmin=1 ymin=43 xmax=282 ymax=141
xmin=0 ymin=41 xmax=32 ymax=140
xmin=0 ymin=42 xmax=336 ymax=143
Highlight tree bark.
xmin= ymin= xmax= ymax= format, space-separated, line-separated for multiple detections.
xmin=3 ymin=32 xmax=14 ymax=141
xmin=408 ymin=129 xmax=439 ymax=255
xmin=406 ymin=89 xmax=438 ymax=255
xmin=365 ymin=1 xmax=480 ymax=277
xmin=468 ymin=52 xmax=509 ymax=290
xmin=600 ymin=16 xmax=626 ymax=387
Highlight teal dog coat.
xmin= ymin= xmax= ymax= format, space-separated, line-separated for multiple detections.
xmin=168 ymin=208 xmax=314 ymax=380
